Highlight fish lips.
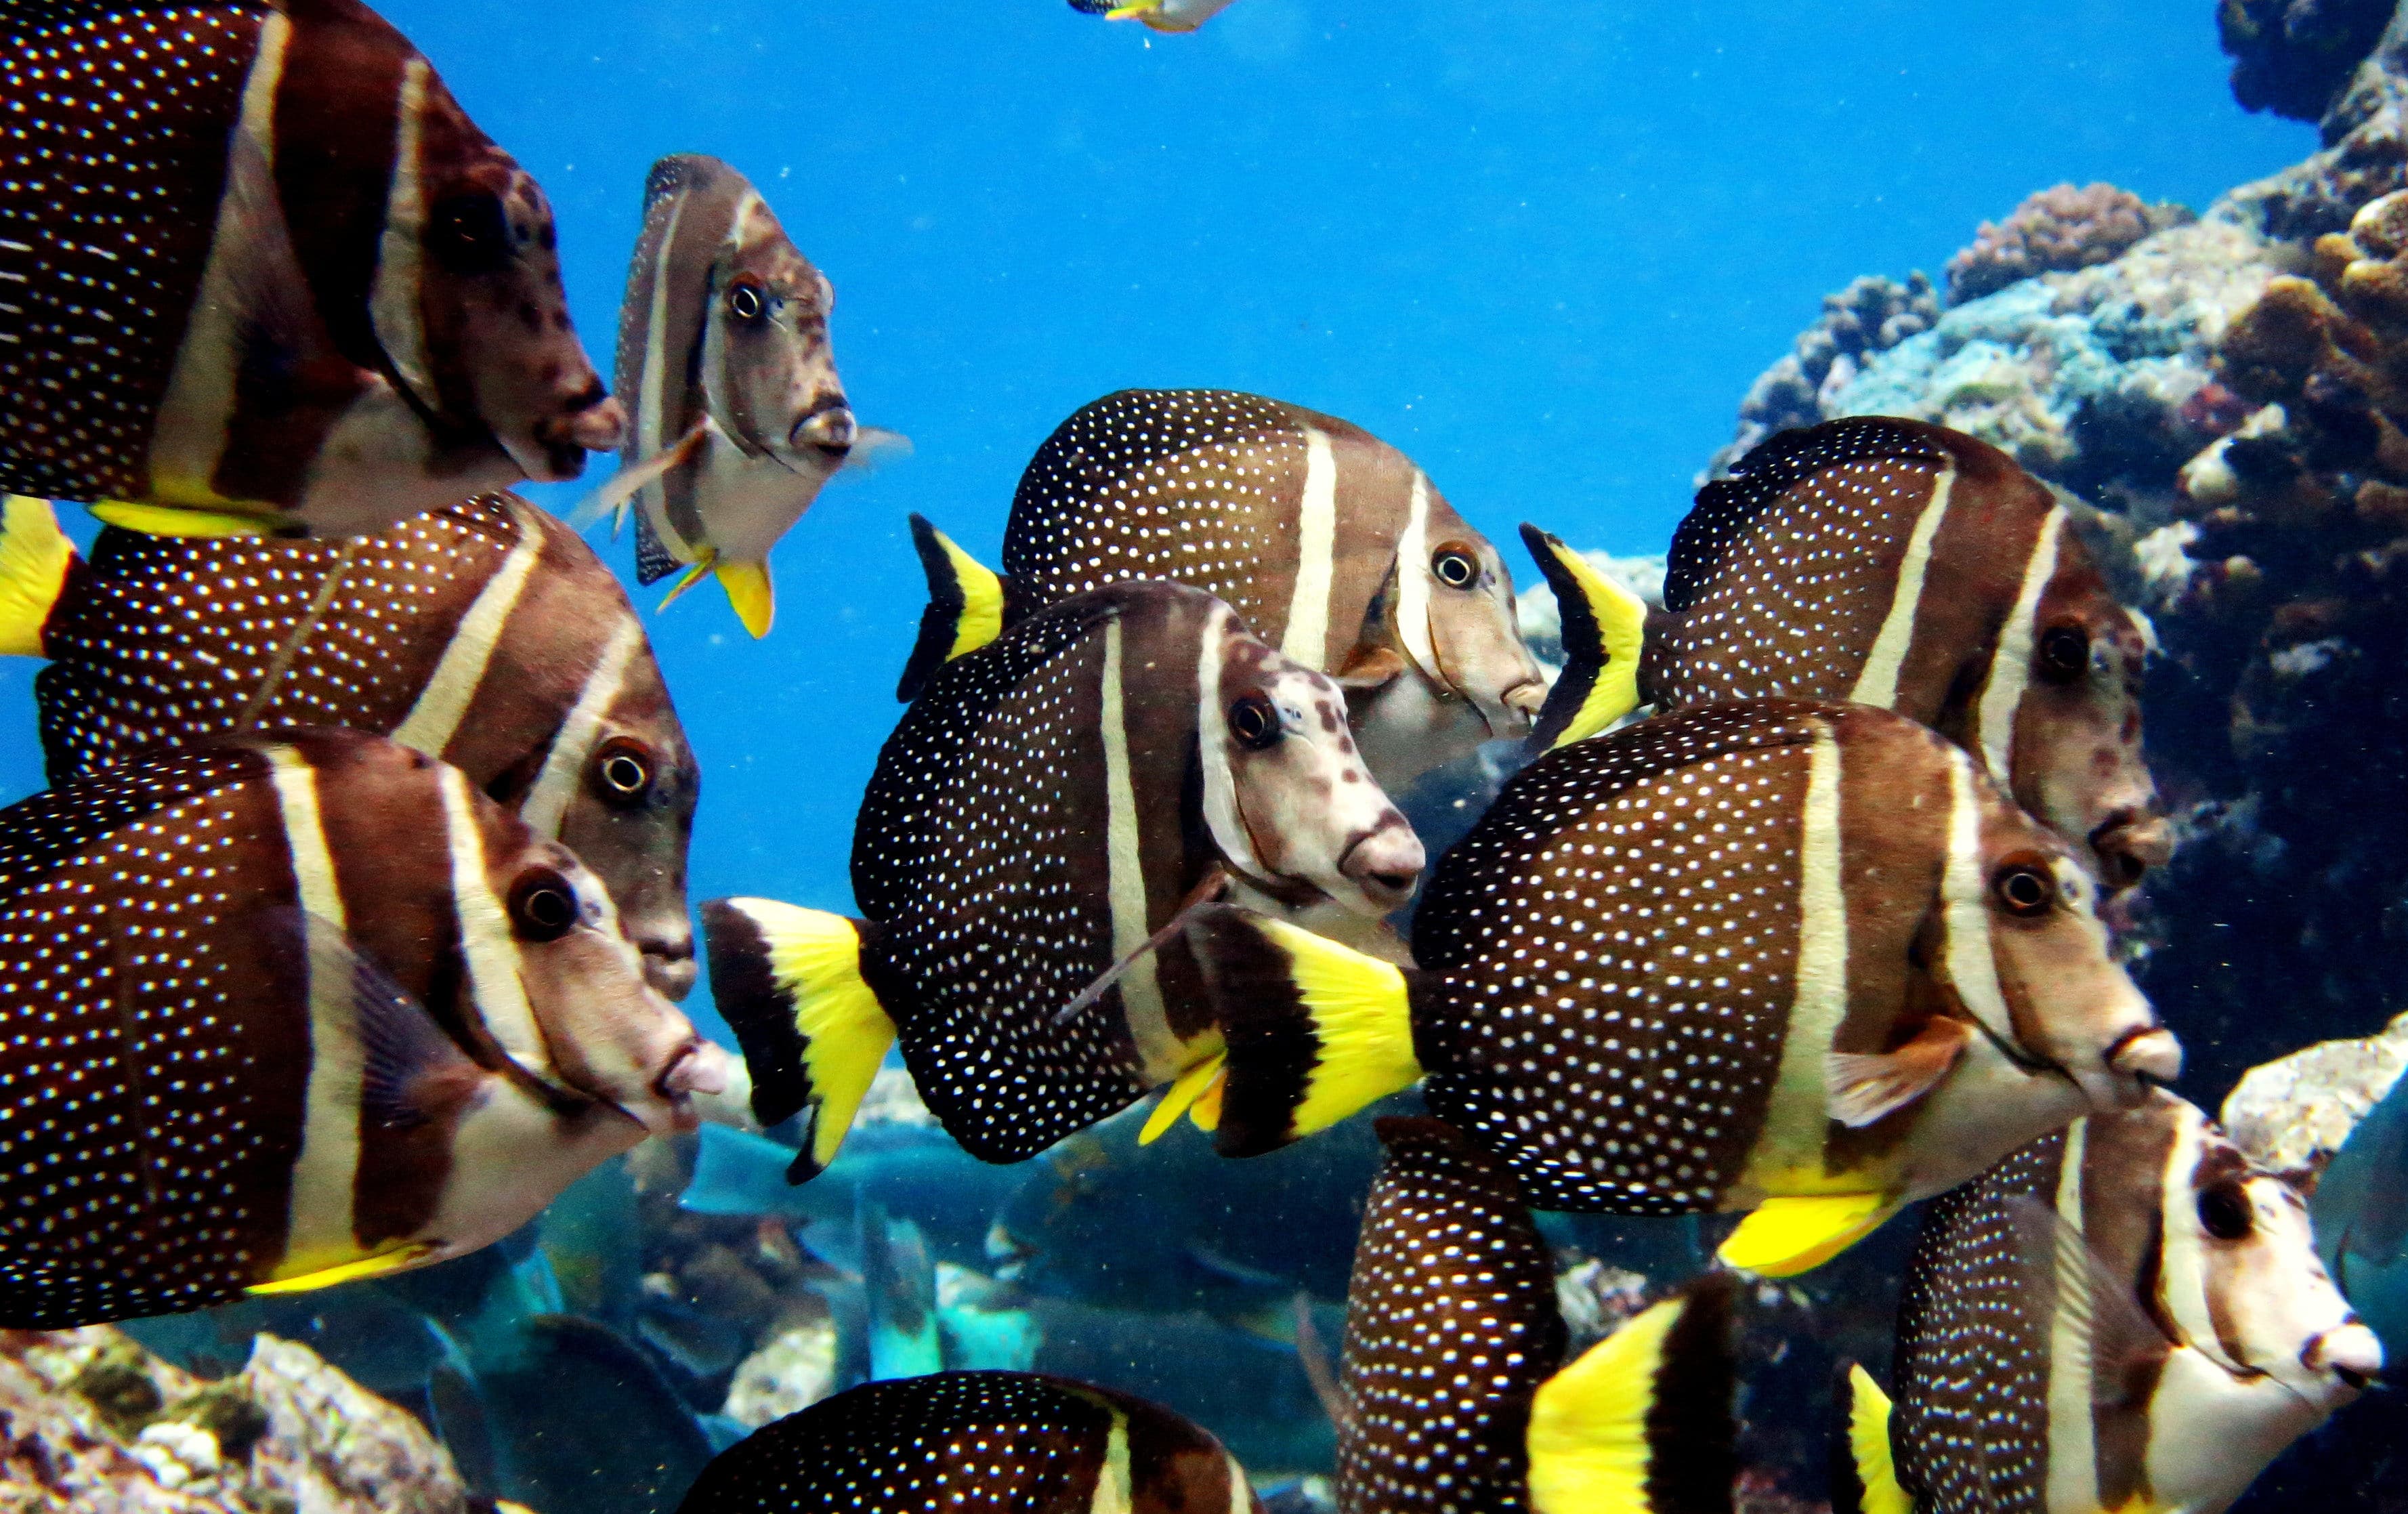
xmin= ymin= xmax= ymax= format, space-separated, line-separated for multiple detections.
xmin=2072 ymin=1024 xmax=2184 ymax=1110
xmin=516 ymin=392 xmax=631 ymax=481
xmin=634 ymin=1038 xmax=733 ymax=1135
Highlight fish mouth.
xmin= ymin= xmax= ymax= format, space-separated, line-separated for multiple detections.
xmin=790 ymin=400 xmax=857 ymax=469
xmin=2073 ymin=1024 xmax=2182 ymax=1110
xmin=1479 ymin=678 xmax=1546 ymax=738
xmin=519 ymin=388 xmax=629 ymax=481
xmin=646 ymin=1039 xmax=732 ymax=1133
xmin=2088 ymin=809 xmax=2172 ymax=891
xmin=985 ymin=1223 xmax=1034 ymax=1282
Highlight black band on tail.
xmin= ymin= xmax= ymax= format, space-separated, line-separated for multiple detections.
xmin=1189 ymin=905 xmax=1319 ymax=1159
xmin=700 ymin=900 xmax=811 ymax=1129
xmin=1829 ymin=1360 xmax=1870 ymax=1514
xmin=1522 ymin=522 xmax=1603 ymax=752
xmin=1645 ymin=1271 xmax=1741 ymax=1514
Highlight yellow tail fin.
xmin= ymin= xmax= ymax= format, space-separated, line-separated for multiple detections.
xmin=1842 ymin=1364 xmax=1914 ymax=1514
xmin=1716 ymin=1192 xmax=1901 ymax=1277
xmin=700 ymin=898 xmax=898 ymax=1179
xmin=1187 ymin=906 xmax=1422 ymax=1157
xmin=1519 ymin=524 xmax=1648 ymax=751
xmin=1526 ymin=1276 xmax=1737 ymax=1514
xmin=715 ymin=558 xmax=776 ymax=639
xmin=0 ymin=497 xmax=76 ymax=657
xmin=896 ymin=513 xmax=1007 ymax=700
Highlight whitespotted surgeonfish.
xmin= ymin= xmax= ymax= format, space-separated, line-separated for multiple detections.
xmin=1185 ymin=697 xmax=2183 ymax=1277
xmin=0 ymin=0 xmax=625 ymax=539
xmin=702 ymin=579 xmax=1424 ymax=1177
xmin=899 ymin=389 xmax=1635 ymax=791
xmin=1340 ymin=1116 xmax=1737 ymax=1514
xmin=0 ymin=728 xmax=730 ymax=1328
xmin=1647 ymin=417 xmax=2166 ymax=887
xmin=675 ymin=1370 xmax=1263 ymax=1513
xmin=1066 ymin=0 xmax=1243 ymax=32
xmin=585 ymin=154 xmax=902 ymax=639
xmin=0 ymin=494 xmax=700 ymax=998
xmin=1834 ymin=1089 xmax=2380 ymax=1514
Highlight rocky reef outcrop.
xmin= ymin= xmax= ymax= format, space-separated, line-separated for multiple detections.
xmin=1943 ymin=182 xmax=2194 ymax=306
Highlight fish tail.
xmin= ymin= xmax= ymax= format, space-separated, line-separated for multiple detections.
xmin=1184 ymin=905 xmax=1425 ymax=1158
xmin=897 ymin=513 xmax=1007 ymax=702
xmin=1520 ymin=523 xmax=1647 ymax=751
xmin=701 ymin=898 xmax=899 ymax=1181
xmin=715 ymin=560 xmax=775 ymax=638
xmin=1829 ymin=1362 xmax=1913 ymax=1514
xmin=0 ymin=497 xmax=79 ymax=658
xmin=1525 ymin=1273 xmax=1739 ymax=1514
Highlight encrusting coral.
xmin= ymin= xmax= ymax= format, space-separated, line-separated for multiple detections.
xmin=1943 ymin=182 xmax=2193 ymax=304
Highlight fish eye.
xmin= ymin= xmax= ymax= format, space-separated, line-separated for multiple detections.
xmin=1991 ymin=858 xmax=2056 ymax=919
xmin=509 ymin=868 xmax=582 ymax=942
xmin=729 ymin=279 xmax=766 ymax=322
xmin=1432 ymin=545 xmax=1479 ymax=589
xmin=2037 ymin=623 xmax=2091 ymax=684
xmin=428 ymin=192 xmax=513 ymax=275
xmin=2198 ymin=1183 xmax=2255 ymax=1242
xmin=590 ymin=738 xmax=655 ymax=807
xmin=1227 ymin=694 xmax=1282 ymax=751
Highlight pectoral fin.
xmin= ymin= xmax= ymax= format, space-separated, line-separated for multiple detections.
xmin=715 ymin=560 xmax=775 ymax=639
xmin=1824 ymin=1015 xmax=1972 ymax=1129
xmin=656 ymin=554 xmax=717 ymax=612
xmin=1717 ymin=1192 xmax=1900 ymax=1278
xmin=1334 ymin=646 xmax=1410 ymax=691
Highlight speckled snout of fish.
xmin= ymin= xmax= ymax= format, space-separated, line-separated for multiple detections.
xmin=790 ymin=392 xmax=858 ymax=464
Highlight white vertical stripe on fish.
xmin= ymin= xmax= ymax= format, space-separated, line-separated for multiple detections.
xmin=1745 ymin=718 xmax=1847 ymax=1187
xmin=436 ymin=763 xmax=559 ymax=1089
xmin=1224 ymin=1455 xmax=1252 ymax=1514
xmin=519 ymin=614 xmax=642 ymax=839
xmin=1939 ymin=744 xmax=2017 ymax=1049
xmin=1393 ymin=471 xmax=1437 ymax=676
xmin=1973 ymin=509 xmax=2066 ymax=788
xmin=1848 ymin=459 xmax=1957 ymax=709
xmin=1089 ymin=1406 xmax=1135 ymax=1514
xmin=146 ymin=12 xmax=292 ymax=503
xmin=388 ymin=522 xmax=544 ymax=757
xmin=366 ymin=58 xmax=434 ymax=406
xmin=262 ymin=744 xmax=364 ymax=1278
xmin=1280 ymin=425 xmax=1338 ymax=670
xmin=2046 ymin=1117 xmax=2102 ymax=1514
xmin=1099 ymin=615 xmax=1180 ymax=1080
xmin=631 ymin=189 xmax=691 ymax=530
xmin=1196 ymin=605 xmax=1267 ymax=881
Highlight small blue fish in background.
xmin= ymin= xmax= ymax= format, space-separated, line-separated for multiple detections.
xmin=2309 ymin=1067 xmax=2408 ymax=1368
xmin=1066 ymin=0 xmax=1243 ymax=31
xmin=679 ymin=1118 xmax=1026 ymax=1270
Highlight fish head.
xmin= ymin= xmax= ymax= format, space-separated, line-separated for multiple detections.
xmin=551 ymin=702 xmax=702 ymax=1002
xmin=490 ymin=834 xmax=727 ymax=1136
xmin=1387 ymin=492 xmax=1548 ymax=740
xmin=703 ymin=199 xmax=856 ymax=479
xmin=2002 ymin=536 xmax=2168 ymax=891
xmin=1930 ymin=748 xmax=2178 ymax=1114
xmin=1204 ymin=608 xmax=1424 ymax=917
xmin=409 ymin=93 xmax=623 ymax=484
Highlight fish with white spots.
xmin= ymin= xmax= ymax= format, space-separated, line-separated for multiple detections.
xmin=1185 ymin=697 xmax=2182 ymax=1276
xmin=674 ymin=1370 xmax=1263 ymax=1513
xmin=583 ymin=153 xmax=902 ymax=639
xmin=1338 ymin=1116 xmax=1737 ymax=1514
xmin=0 ymin=728 xmax=729 ymax=1327
xmin=1649 ymin=417 xmax=2166 ymax=887
xmin=901 ymin=389 xmax=1584 ymax=791
xmin=1834 ymin=1089 xmax=2380 ymax=1514
xmin=0 ymin=493 xmax=702 ymax=998
xmin=0 ymin=0 xmax=625 ymax=539
xmin=702 ymin=579 xmax=1424 ymax=1177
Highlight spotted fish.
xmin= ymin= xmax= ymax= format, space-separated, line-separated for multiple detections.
xmin=1186 ymin=697 xmax=2182 ymax=1276
xmin=702 ymin=579 xmax=1424 ymax=1177
xmin=1340 ymin=1117 xmax=1737 ymax=1514
xmin=1834 ymin=1089 xmax=2380 ymax=1514
xmin=900 ymin=389 xmax=1580 ymax=791
xmin=1649 ymin=418 xmax=2165 ymax=886
xmin=675 ymin=1370 xmax=1263 ymax=1513
xmin=0 ymin=728 xmax=728 ymax=1328
xmin=588 ymin=153 xmax=899 ymax=639
xmin=0 ymin=493 xmax=700 ymax=998
xmin=1066 ymin=0 xmax=1243 ymax=32
xmin=0 ymin=0 xmax=624 ymax=539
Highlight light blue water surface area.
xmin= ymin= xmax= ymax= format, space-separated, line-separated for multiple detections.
xmin=0 ymin=0 xmax=2315 ymax=1035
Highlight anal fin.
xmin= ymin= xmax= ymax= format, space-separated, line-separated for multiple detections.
xmin=89 ymin=499 xmax=276 ymax=539
xmin=714 ymin=560 xmax=774 ymax=639
xmin=1717 ymin=1192 xmax=1901 ymax=1278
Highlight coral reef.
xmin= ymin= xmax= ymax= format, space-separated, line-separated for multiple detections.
xmin=2222 ymin=1007 xmax=2408 ymax=1175
xmin=0 ymin=1327 xmax=468 ymax=1513
xmin=1943 ymin=182 xmax=2192 ymax=305
xmin=2220 ymin=0 xmax=2396 ymax=122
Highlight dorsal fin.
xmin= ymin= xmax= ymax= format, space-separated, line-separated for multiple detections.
xmin=1668 ymin=418 xmax=1953 ymax=612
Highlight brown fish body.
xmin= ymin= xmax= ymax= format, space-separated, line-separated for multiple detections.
xmin=0 ymin=728 xmax=723 ymax=1328
xmin=8 ymin=494 xmax=698 ymax=996
xmin=1648 ymin=418 xmax=2163 ymax=886
xmin=965 ymin=389 xmax=1546 ymax=789
xmin=0 ymin=0 xmax=622 ymax=534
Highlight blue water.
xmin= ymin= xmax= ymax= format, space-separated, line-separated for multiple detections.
xmin=0 ymin=0 xmax=2315 ymax=1037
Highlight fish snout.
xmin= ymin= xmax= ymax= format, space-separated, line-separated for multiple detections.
xmin=1502 ymin=679 xmax=1548 ymax=717
xmin=792 ymin=398 xmax=858 ymax=463
xmin=1337 ymin=818 xmax=1425 ymax=912
xmin=650 ymin=1038 xmax=734 ymax=1133
xmin=2090 ymin=809 xmax=2174 ymax=891
xmin=2304 ymin=1322 xmax=2384 ymax=1391
xmin=637 ymin=923 xmax=700 ymax=1002
xmin=526 ymin=386 xmax=628 ymax=478
xmin=2084 ymin=1022 xmax=2182 ymax=1109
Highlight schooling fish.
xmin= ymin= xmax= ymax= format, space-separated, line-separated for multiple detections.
xmin=0 ymin=493 xmax=700 ymax=998
xmin=1340 ymin=1116 xmax=1737 ymax=1514
xmin=676 ymin=1370 xmax=1263 ymax=1513
xmin=1834 ymin=1090 xmax=2379 ymax=1514
xmin=1188 ymin=697 xmax=2183 ymax=1276
xmin=0 ymin=728 xmax=728 ymax=1328
xmin=589 ymin=153 xmax=900 ymax=639
xmin=1649 ymin=418 xmax=2166 ymax=886
xmin=1067 ymin=0 xmax=1243 ymax=32
xmin=706 ymin=580 xmax=1424 ymax=1175
xmin=0 ymin=0 xmax=624 ymax=538
xmin=902 ymin=389 xmax=1572 ymax=790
